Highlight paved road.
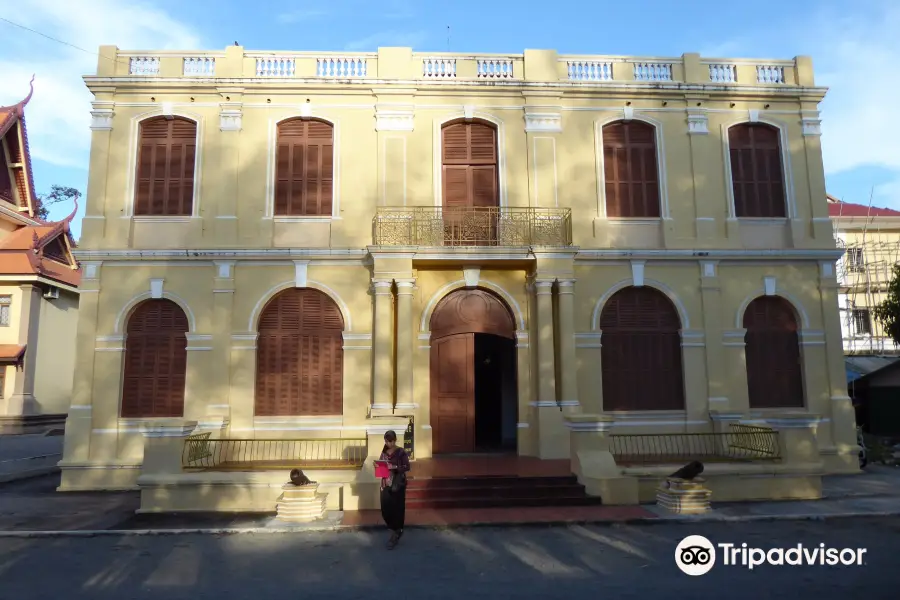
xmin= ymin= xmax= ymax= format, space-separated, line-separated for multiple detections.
xmin=1 ymin=518 xmax=898 ymax=599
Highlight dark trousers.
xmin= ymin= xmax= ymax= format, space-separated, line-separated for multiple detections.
xmin=380 ymin=486 xmax=406 ymax=532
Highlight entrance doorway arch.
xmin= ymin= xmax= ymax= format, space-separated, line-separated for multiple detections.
xmin=430 ymin=288 xmax=517 ymax=454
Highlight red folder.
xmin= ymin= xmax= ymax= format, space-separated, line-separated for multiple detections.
xmin=374 ymin=460 xmax=390 ymax=478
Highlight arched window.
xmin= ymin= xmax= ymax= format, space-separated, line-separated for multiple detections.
xmin=743 ymin=296 xmax=804 ymax=408
xmin=728 ymin=123 xmax=786 ymax=218
xmin=599 ymin=287 xmax=684 ymax=411
xmin=255 ymin=288 xmax=344 ymax=416
xmin=135 ymin=116 xmax=197 ymax=216
xmin=602 ymin=120 xmax=660 ymax=218
xmin=275 ymin=119 xmax=334 ymax=216
xmin=121 ymin=299 xmax=189 ymax=417
xmin=441 ymin=120 xmax=498 ymax=208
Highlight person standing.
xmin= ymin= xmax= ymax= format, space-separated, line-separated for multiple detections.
xmin=378 ymin=430 xmax=410 ymax=549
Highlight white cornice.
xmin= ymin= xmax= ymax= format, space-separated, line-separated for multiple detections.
xmin=575 ymin=248 xmax=844 ymax=261
xmin=72 ymin=248 xmax=370 ymax=260
xmin=71 ymin=247 xmax=845 ymax=263
xmin=83 ymin=75 xmax=828 ymax=98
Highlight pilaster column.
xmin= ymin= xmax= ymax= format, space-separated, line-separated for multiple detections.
xmin=61 ymin=268 xmax=102 ymax=464
xmin=698 ymin=261 xmax=729 ymax=414
xmin=817 ymin=260 xmax=860 ymax=472
xmin=83 ymin=97 xmax=114 ymax=246
xmin=215 ymin=91 xmax=243 ymax=245
xmin=395 ymin=279 xmax=415 ymax=410
xmin=722 ymin=328 xmax=750 ymax=415
xmin=535 ymin=280 xmax=557 ymax=405
xmin=372 ymin=279 xmax=394 ymax=410
xmin=533 ymin=278 xmax=567 ymax=458
xmin=556 ymin=279 xmax=579 ymax=415
xmin=6 ymin=284 xmax=42 ymax=415
xmin=211 ymin=262 xmax=236 ymax=427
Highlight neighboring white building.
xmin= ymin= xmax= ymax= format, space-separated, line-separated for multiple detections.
xmin=830 ymin=195 xmax=900 ymax=355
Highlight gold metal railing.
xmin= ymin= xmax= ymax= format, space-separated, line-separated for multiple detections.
xmin=610 ymin=424 xmax=781 ymax=466
xmin=182 ymin=435 xmax=368 ymax=470
xmin=373 ymin=206 xmax=573 ymax=247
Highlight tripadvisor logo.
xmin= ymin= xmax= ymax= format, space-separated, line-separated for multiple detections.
xmin=675 ymin=535 xmax=867 ymax=575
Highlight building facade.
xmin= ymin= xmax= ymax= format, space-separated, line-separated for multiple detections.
xmin=0 ymin=84 xmax=81 ymax=433
xmin=60 ymin=46 xmax=859 ymax=494
xmin=829 ymin=195 xmax=900 ymax=355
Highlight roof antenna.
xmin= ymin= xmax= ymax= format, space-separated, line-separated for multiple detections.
xmin=447 ymin=25 xmax=450 ymax=52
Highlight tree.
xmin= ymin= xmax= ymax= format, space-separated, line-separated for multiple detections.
xmin=873 ymin=263 xmax=900 ymax=346
xmin=35 ymin=185 xmax=81 ymax=221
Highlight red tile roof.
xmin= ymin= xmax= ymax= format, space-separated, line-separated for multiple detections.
xmin=0 ymin=344 xmax=26 ymax=364
xmin=0 ymin=77 xmax=41 ymax=219
xmin=828 ymin=201 xmax=900 ymax=218
xmin=0 ymin=199 xmax=81 ymax=288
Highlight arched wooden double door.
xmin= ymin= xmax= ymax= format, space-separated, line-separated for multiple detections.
xmin=430 ymin=288 xmax=516 ymax=454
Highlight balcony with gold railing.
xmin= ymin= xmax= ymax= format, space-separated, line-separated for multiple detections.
xmin=372 ymin=206 xmax=573 ymax=248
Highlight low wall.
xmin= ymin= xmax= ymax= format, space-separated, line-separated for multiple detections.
xmin=136 ymin=459 xmax=382 ymax=513
xmin=623 ymin=464 xmax=823 ymax=503
xmin=57 ymin=462 xmax=142 ymax=491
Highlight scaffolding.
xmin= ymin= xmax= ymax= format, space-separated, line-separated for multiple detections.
xmin=832 ymin=194 xmax=900 ymax=355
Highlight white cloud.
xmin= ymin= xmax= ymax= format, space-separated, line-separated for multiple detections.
xmin=0 ymin=0 xmax=202 ymax=169
xmin=807 ymin=4 xmax=900 ymax=177
xmin=344 ymin=30 xmax=428 ymax=52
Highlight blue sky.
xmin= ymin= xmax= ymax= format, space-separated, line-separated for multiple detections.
xmin=1 ymin=0 xmax=897 ymax=238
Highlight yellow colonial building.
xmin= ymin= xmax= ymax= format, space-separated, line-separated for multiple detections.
xmin=59 ymin=46 xmax=858 ymax=511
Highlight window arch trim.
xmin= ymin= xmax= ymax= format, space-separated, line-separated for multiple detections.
xmin=114 ymin=290 xmax=197 ymax=334
xmin=591 ymin=278 xmax=689 ymax=331
xmin=722 ymin=117 xmax=796 ymax=220
xmin=594 ymin=113 xmax=670 ymax=220
xmin=248 ymin=280 xmax=353 ymax=333
xmin=734 ymin=290 xmax=810 ymax=330
xmin=266 ymin=114 xmax=340 ymax=220
xmin=125 ymin=110 xmax=203 ymax=219
xmin=419 ymin=277 xmax=525 ymax=334
xmin=433 ymin=111 xmax=507 ymax=208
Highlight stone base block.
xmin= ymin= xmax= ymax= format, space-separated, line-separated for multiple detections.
xmin=275 ymin=483 xmax=327 ymax=523
xmin=656 ymin=477 xmax=711 ymax=514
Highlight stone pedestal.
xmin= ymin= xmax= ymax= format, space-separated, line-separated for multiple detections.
xmin=275 ymin=483 xmax=327 ymax=523
xmin=656 ymin=478 xmax=711 ymax=514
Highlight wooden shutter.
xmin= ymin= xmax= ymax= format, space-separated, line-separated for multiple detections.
xmin=121 ymin=300 xmax=188 ymax=418
xmin=602 ymin=121 xmax=660 ymax=218
xmin=255 ymin=288 xmax=344 ymax=416
xmin=729 ymin=123 xmax=786 ymax=218
xmin=441 ymin=121 xmax=498 ymax=208
xmin=743 ymin=297 xmax=804 ymax=408
xmin=442 ymin=166 xmax=470 ymax=207
xmin=275 ymin=119 xmax=334 ymax=216
xmin=134 ymin=117 xmax=197 ymax=216
xmin=599 ymin=287 xmax=684 ymax=411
